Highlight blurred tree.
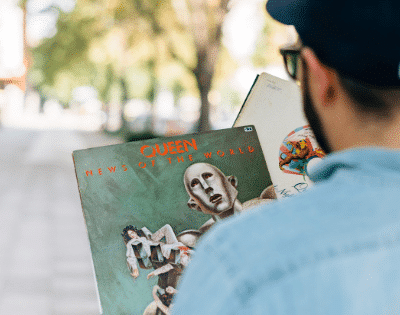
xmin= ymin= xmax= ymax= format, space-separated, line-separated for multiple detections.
xmin=251 ymin=8 xmax=293 ymax=69
xmin=166 ymin=0 xmax=230 ymax=131
xmin=30 ymin=0 xmax=233 ymax=133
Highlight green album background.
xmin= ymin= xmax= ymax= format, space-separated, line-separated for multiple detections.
xmin=73 ymin=126 xmax=271 ymax=315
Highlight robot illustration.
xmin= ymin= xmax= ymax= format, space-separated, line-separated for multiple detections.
xmin=279 ymin=125 xmax=325 ymax=177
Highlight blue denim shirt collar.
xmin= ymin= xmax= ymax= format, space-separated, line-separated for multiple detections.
xmin=309 ymin=147 xmax=400 ymax=183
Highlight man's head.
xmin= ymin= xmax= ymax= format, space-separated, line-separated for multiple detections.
xmin=183 ymin=163 xmax=238 ymax=216
xmin=267 ymin=0 xmax=400 ymax=153
xmin=121 ymin=225 xmax=143 ymax=244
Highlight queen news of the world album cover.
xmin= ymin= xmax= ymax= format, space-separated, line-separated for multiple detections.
xmin=73 ymin=126 xmax=272 ymax=315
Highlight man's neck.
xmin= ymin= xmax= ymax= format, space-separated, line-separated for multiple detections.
xmin=323 ymin=92 xmax=400 ymax=152
xmin=332 ymin=114 xmax=400 ymax=152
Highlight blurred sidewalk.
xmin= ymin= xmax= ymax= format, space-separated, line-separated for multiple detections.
xmin=0 ymin=128 xmax=122 ymax=315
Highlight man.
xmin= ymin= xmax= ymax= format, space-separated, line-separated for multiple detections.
xmin=121 ymin=224 xmax=185 ymax=279
xmin=172 ymin=0 xmax=400 ymax=314
xmin=122 ymin=224 xmax=192 ymax=315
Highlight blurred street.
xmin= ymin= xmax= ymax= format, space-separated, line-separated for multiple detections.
xmin=0 ymin=128 xmax=122 ymax=315
xmin=0 ymin=0 xmax=291 ymax=312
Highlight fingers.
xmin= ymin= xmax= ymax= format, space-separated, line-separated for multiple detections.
xmin=147 ymin=272 xmax=154 ymax=280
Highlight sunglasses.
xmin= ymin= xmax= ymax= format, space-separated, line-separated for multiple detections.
xmin=279 ymin=46 xmax=302 ymax=80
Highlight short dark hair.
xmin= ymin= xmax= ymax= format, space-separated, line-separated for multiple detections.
xmin=297 ymin=35 xmax=400 ymax=119
xmin=338 ymin=75 xmax=400 ymax=119
xmin=267 ymin=0 xmax=400 ymax=87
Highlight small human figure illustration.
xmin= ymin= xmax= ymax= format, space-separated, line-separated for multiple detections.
xmin=147 ymin=245 xmax=193 ymax=280
xmin=122 ymin=224 xmax=194 ymax=315
xmin=150 ymin=285 xmax=178 ymax=315
xmin=121 ymin=224 xmax=187 ymax=279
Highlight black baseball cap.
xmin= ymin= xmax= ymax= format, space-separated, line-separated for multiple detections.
xmin=266 ymin=0 xmax=400 ymax=87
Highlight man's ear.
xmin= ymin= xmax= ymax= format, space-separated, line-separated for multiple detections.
xmin=301 ymin=47 xmax=338 ymax=106
xmin=187 ymin=198 xmax=201 ymax=212
xmin=227 ymin=175 xmax=238 ymax=188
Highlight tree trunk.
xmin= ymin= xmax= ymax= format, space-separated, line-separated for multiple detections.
xmin=187 ymin=0 xmax=230 ymax=133
xmin=147 ymin=59 xmax=157 ymax=133
xmin=197 ymin=82 xmax=211 ymax=132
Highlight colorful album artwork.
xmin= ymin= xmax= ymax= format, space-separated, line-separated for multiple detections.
xmin=279 ymin=125 xmax=325 ymax=177
xmin=234 ymin=73 xmax=325 ymax=198
xmin=73 ymin=126 xmax=272 ymax=314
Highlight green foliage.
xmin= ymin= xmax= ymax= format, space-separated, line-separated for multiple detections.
xmin=30 ymin=0 xmax=234 ymax=132
xmin=252 ymin=23 xmax=273 ymax=68
xmin=18 ymin=0 xmax=28 ymax=8
xmin=123 ymin=66 xmax=152 ymax=99
xmin=31 ymin=0 xmax=195 ymax=102
xmin=251 ymin=9 xmax=291 ymax=68
xmin=31 ymin=7 xmax=101 ymax=102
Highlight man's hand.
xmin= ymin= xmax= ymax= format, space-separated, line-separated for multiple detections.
xmin=131 ymin=268 xmax=139 ymax=278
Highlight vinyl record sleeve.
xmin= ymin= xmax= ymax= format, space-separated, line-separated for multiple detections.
xmin=234 ymin=73 xmax=325 ymax=198
xmin=73 ymin=126 xmax=272 ymax=314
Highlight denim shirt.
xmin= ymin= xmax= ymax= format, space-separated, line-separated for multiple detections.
xmin=172 ymin=148 xmax=400 ymax=314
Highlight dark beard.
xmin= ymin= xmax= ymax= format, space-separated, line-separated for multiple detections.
xmin=302 ymin=63 xmax=332 ymax=154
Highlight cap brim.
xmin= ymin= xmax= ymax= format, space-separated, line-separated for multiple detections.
xmin=266 ymin=0 xmax=306 ymax=25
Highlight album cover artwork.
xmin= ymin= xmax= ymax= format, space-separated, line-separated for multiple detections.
xmin=73 ymin=126 xmax=272 ymax=314
xmin=234 ymin=73 xmax=326 ymax=198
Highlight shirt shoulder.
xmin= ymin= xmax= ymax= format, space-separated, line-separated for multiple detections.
xmin=173 ymin=171 xmax=400 ymax=314
xmin=172 ymin=185 xmax=331 ymax=314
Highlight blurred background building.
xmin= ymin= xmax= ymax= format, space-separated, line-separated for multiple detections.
xmin=0 ymin=0 xmax=293 ymax=314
